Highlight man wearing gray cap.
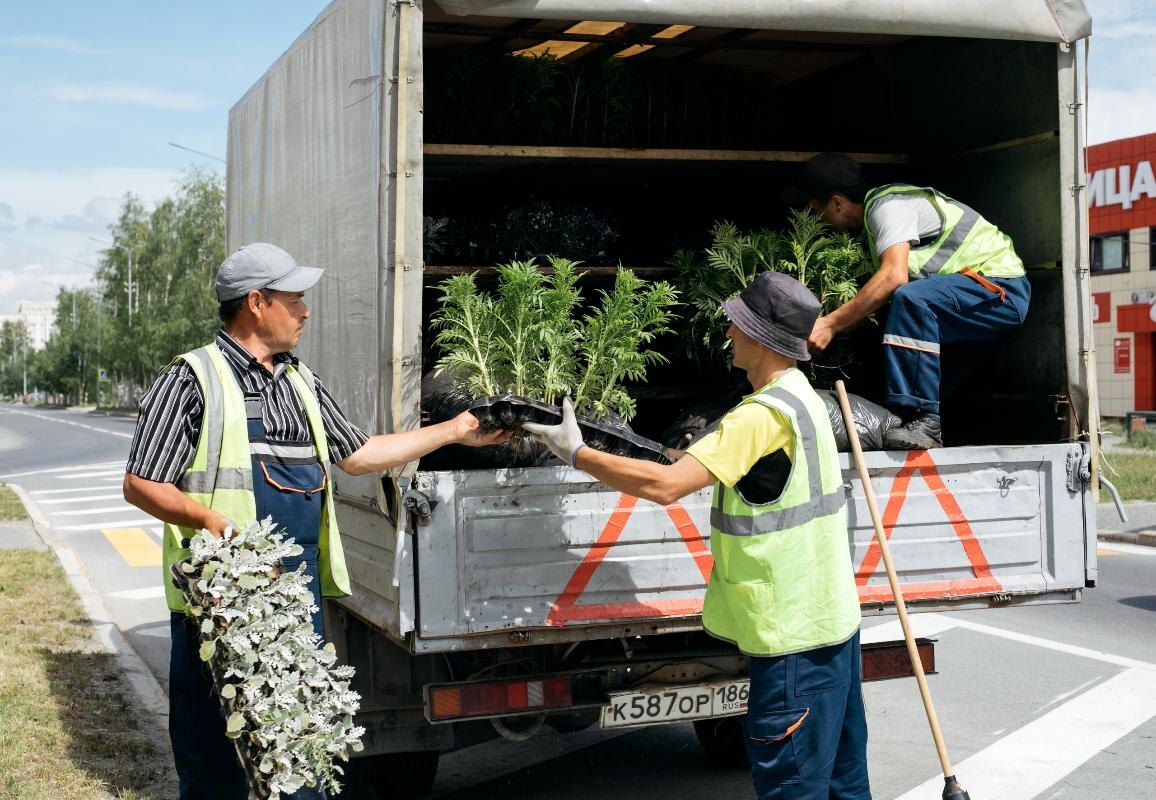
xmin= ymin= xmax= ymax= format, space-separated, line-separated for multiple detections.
xmin=123 ymin=243 xmax=508 ymax=800
xmin=523 ymin=271 xmax=869 ymax=800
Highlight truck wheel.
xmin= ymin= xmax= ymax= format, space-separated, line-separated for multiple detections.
xmin=332 ymin=751 xmax=440 ymax=800
xmin=371 ymin=750 xmax=440 ymax=799
xmin=693 ymin=716 xmax=750 ymax=769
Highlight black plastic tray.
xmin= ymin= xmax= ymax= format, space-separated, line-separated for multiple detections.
xmin=468 ymin=393 xmax=672 ymax=465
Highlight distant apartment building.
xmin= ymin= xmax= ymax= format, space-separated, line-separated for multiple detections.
xmin=1087 ymin=131 xmax=1156 ymax=417
xmin=0 ymin=300 xmax=57 ymax=351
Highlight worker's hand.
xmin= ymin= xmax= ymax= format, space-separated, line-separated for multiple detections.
xmin=522 ymin=397 xmax=586 ymax=466
xmin=201 ymin=510 xmax=233 ymax=538
xmin=451 ymin=410 xmax=512 ymax=447
xmin=808 ymin=316 xmax=838 ymax=353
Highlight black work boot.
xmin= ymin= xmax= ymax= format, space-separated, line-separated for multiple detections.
xmin=884 ymin=412 xmax=942 ymax=450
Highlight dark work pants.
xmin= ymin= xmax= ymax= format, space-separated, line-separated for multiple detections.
xmin=883 ymin=274 xmax=1030 ymax=414
xmin=744 ymin=631 xmax=871 ymax=800
xmin=170 ymin=416 xmax=328 ymax=800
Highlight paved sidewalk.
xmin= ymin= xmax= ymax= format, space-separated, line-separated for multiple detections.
xmin=0 ymin=518 xmax=46 ymax=551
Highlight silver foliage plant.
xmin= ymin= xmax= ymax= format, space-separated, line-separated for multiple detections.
xmin=178 ymin=517 xmax=365 ymax=797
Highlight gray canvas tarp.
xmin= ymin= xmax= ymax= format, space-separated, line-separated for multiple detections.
xmin=436 ymin=0 xmax=1092 ymax=43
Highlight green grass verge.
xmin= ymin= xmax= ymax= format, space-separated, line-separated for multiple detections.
xmin=0 ymin=550 xmax=173 ymax=800
xmin=0 ymin=485 xmax=28 ymax=522
xmin=1101 ymin=452 xmax=1156 ymax=501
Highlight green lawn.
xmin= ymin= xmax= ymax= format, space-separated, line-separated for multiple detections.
xmin=0 ymin=549 xmax=173 ymax=799
xmin=1101 ymin=451 xmax=1156 ymax=502
xmin=0 ymin=485 xmax=27 ymax=521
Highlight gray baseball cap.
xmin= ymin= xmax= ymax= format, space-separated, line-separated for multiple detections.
xmin=214 ymin=242 xmax=324 ymax=302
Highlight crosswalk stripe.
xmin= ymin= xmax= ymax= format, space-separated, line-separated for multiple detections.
xmin=102 ymin=528 xmax=162 ymax=567
xmin=58 ymin=470 xmax=124 ymax=480
xmin=110 ymin=585 xmax=166 ymax=600
xmin=30 ymin=486 xmax=124 ymax=495
xmin=0 ymin=461 xmax=123 ymax=479
xmin=58 ymin=518 xmax=157 ymax=532
xmin=50 ymin=505 xmax=137 ymax=517
xmin=35 ymin=494 xmax=125 ymax=505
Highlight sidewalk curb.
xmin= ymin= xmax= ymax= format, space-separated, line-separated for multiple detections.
xmin=8 ymin=483 xmax=171 ymax=743
xmin=1098 ymin=530 xmax=1156 ymax=547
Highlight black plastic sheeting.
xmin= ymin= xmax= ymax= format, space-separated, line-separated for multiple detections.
xmin=469 ymin=393 xmax=672 ymax=464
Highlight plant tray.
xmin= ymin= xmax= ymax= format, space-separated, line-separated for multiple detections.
xmin=468 ymin=392 xmax=672 ymax=464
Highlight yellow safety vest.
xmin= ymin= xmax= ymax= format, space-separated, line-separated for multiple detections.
xmin=864 ymin=184 xmax=1025 ymax=279
xmin=702 ymin=368 xmax=861 ymax=656
xmin=161 ymin=344 xmax=350 ymax=612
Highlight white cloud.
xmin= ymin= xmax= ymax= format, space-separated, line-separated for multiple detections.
xmin=5 ymin=82 xmax=220 ymax=111
xmin=1088 ymin=82 xmax=1156 ymax=145
xmin=0 ymin=167 xmax=179 ymax=314
xmin=0 ymin=35 xmax=123 ymax=56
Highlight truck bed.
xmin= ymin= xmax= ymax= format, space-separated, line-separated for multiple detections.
xmin=333 ymin=442 xmax=1093 ymax=652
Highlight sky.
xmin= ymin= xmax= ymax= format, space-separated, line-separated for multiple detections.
xmin=1 ymin=0 xmax=1153 ymax=315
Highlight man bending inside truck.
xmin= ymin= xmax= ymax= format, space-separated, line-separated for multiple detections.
xmin=123 ymin=242 xmax=509 ymax=800
xmin=783 ymin=152 xmax=1031 ymax=449
xmin=523 ymin=271 xmax=870 ymax=800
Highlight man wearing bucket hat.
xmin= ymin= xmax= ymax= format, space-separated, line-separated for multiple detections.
xmin=524 ymin=271 xmax=869 ymax=800
xmin=783 ymin=152 xmax=1031 ymax=449
xmin=123 ymin=243 xmax=509 ymax=800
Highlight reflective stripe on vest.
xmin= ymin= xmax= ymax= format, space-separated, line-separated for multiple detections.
xmin=864 ymin=184 xmax=1025 ymax=280
xmin=162 ymin=344 xmax=350 ymax=612
xmin=710 ymin=387 xmax=846 ymax=535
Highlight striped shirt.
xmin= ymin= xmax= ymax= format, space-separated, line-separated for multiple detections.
xmin=126 ymin=330 xmax=369 ymax=484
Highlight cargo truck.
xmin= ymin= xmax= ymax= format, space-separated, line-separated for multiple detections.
xmin=226 ymin=2 xmax=1099 ymax=796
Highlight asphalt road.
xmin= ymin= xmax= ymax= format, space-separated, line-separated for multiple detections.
xmin=2 ymin=403 xmax=1155 ymax=800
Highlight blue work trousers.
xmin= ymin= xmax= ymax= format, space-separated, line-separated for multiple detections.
xmin=170 ymin=411 xmax=328 ymax=800
xmin=883 ymin=273 xmax=1030 ymax=414
xmin=744 ymin=631 xmax=871 ymax=800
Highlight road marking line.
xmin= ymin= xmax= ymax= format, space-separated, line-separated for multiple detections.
xmin=0 ymin=461 xmax=124 ymax=479
xmin=110 ymin=585 xmax=166 ymax=600
xmin=30 ymin=486 xmax=126 ymax=495
xmin=50 ymin=505 xmax=137 ymax=517
xmin=35 ymin=494 xmax=126 ymax=505
xmin=1097 ymin=541 xmax=1156 ymax=557
xmin=58 ymin=470 xmax=124 ymax=480
xmin=895 ymin=667 xmax=1156 ymax=800
xmin=949 ymin=617 xmax=1156 ymax=671
xmin=0 ymin=408 xmax=132 ymax=440
xmin=58 ymin=517 xmax=157 ymax=532
xmin=861 ymin=613 xmax=957 ymax=645
xmin=102 ymin=528 xmax=162 ymax=567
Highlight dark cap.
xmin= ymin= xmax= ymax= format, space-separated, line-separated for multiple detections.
xmin=781 ymin=152 xmax=866 ymax=206
xmin=722 ymin=272 xmax=820 ymax=361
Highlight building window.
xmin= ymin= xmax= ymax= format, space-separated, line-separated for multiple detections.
xmin=1092 ymin=231 xmax=1129 ymax=273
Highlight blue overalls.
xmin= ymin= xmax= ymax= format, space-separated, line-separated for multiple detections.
xmin=883 ymin=273 xmax=1031 ymax=414
xmin=169 ymin=392 xmax=329 ymax=800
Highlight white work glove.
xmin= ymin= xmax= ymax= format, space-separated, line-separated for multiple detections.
xmin=522 ymin=396 xmax=586 ymax=466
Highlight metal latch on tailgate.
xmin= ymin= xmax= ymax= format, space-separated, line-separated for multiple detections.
xmin=1065 ymin=446 xmax=1091 ymax=494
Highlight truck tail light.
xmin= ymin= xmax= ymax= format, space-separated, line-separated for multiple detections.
xmin=427 ymin=676 xmax=573 ymax=722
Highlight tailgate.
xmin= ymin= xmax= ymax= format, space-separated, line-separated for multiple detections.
xmin=413 ymin=443 xmax=1092 ymax=648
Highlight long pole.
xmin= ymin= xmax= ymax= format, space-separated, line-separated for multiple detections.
xmin=834 ymin=381 xmax=971 ymax=800
xmin=127 ymin=248 xmax=133 ymax=326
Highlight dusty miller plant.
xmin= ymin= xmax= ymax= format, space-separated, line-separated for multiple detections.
xmin=176 ymin=518 xmax=365 ymax=798
xmin=432 ymin=257 xmax=677 ymax=421
xmin=672 ymin=209 xmax=872 ymax=365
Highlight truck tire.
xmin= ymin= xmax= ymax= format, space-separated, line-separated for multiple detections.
xmin=333 ymin=751 xmax=440 ymax=800
xmin=693 ymin=716 xmax=750 ymax=769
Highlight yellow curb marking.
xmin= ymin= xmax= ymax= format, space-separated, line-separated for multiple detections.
xmin=103 ymin=527 xmax=161 ymax=567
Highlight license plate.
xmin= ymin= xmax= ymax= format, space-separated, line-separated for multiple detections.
xmin=600 ymin=679 xmax=750 ymax=729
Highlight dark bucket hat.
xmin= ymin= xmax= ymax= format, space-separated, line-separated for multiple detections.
xmin=722 ymin=271 xmax=821 ymax=361
xmin=780 ymin=152 xmax=866 ymax=206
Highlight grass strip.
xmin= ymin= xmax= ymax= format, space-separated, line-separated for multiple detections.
xmin=0 ymin=548 xmax=171 ymax=800
xmin=1101 ymin=451 xmax=1156 ymax=502
xmin=0 ymin=484 xmax=28 ymax=522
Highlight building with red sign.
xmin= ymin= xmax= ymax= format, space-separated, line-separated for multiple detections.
xmin=1089 ymin=131 xmax=1156 ymax=416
